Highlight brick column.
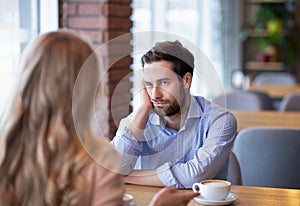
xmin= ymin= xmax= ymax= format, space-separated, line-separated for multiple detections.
xmin=59 ymin=0 xmax=133 ymax=139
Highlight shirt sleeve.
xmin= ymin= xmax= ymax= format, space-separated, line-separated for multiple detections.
xmin=111 ymin=117 xmax=143 ymax=175
xmin=156 ymin=111 xmax=237 ymax=189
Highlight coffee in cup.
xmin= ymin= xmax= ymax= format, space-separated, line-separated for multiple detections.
xmin=192 ymin=180 xmax=231 ymax=201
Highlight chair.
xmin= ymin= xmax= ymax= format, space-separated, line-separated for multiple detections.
xmin=253 ymin=72 xmax=297 ymax=86
xmin=250 ymin=90 xmax=274 ymax=110
xmin=226 ymin=150 xmax=242 ymax=185
xmin=278 ymin=92 xmax=300 ymax=111
xmin=213 ymin=90 xmax=263 ymax=111
xmin=232 ymin=127 xmax=300 ymax=189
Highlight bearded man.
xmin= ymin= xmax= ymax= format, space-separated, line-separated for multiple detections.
xmin=111 ymin=41 xmax=237 ymax=189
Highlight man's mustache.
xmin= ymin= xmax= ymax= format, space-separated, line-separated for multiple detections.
xmin=151 ymin=99 xmax=167 ymax=103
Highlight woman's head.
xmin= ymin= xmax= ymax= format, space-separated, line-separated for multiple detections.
xmin=19 ymin=30 xmax=99 ymax=133
xmin=0 ymin=30 xmax=99 ymax=205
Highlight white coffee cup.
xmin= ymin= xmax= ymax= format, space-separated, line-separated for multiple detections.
xmin=192 ymin=180 xmax=231 ymax=201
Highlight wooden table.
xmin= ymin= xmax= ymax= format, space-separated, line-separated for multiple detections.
xmin=125 ymin=184 xmax=300 ymax=205
xmin=231 ymin=110 xmax=300 ymax=132
xmin=249 ymin=84 xmax=300 ymax=99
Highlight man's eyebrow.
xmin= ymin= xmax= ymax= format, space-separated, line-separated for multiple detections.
xmin=144 ymin=77 xmax=171 ymax=84
xmin=158 ymin=77 xmax=171 ymax=81
xmin=156 ymin=78 xmax=171 ymax=83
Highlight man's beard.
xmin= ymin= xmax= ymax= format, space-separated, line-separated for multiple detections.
xmin=153 ymin=93 xmax=185 ymax=117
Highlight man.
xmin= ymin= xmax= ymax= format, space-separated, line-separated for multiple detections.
xmin=111 ymin=40 xmax=237 ymax=189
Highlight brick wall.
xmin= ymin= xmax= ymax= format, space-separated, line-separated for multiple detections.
xmin=59 ymin=0 xmax=133 ymax=139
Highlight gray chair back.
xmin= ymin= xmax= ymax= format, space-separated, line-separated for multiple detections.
xmin=253 ymin=72 xmax=296 ymax=86
xmin=227 ymin=150 xmax=242 ymax=185
xmin=232 ymin=127 xmax=300 ymax=189
xmin=250 ymin=90 xmax=274 ymax=110
xmin=279 ymin=92 xmax=300 ymax=112
xmin=213 ymin=90 xmax=263 ymax=111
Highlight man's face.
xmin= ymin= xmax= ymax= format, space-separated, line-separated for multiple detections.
xmin=143 ymin=60 xmax=187 ymax=116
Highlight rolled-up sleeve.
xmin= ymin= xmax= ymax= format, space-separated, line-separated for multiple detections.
xmin=111 ymin=118 xmax=143 ymax=175
xmin=156 ymin=162 xmax=184 ymax=188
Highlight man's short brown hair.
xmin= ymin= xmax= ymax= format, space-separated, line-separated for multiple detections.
xmin=141 ymin=40 xmax=194 ymax=78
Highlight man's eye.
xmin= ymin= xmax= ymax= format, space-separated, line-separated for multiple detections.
xmin=145 ymin=83 xmax=152 ymax=88
xmin=159 ymin=81 xmax=168 ymax=87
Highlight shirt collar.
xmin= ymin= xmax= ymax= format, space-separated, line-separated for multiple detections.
xmin=187 ymin=96 xmax=203 ymax=119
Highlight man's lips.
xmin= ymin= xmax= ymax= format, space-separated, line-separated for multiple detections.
xmin=152 ymin=101 xmax=166 ymax=107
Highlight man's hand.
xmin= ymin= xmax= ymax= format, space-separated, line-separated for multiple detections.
xmin=135 ymin=81 xmax=153 ymax=111
xmin=127 ymin=83 xmax=153 ymax=140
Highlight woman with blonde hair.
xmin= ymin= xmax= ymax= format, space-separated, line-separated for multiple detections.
xmin=0 ymin=30 xmax=197 ymax=206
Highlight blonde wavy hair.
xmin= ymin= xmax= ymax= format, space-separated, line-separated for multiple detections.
xmin=0 ymin=30 xmax=99 ymax=205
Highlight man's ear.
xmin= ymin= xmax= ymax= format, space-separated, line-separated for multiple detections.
xmin=183 ymin=73 xmax=192 ymax=88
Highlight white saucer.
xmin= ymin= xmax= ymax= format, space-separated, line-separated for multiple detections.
xmin=194 ymin=193 xmax=238 ymax=205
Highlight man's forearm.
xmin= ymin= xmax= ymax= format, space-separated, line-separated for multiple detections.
xmin=124 ymin=169 xmax=165 ymax=187
xmin=127 ymin=107 xmax=152 ymax=141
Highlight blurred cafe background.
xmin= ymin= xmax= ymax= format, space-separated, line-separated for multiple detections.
xmin=1 ymin=0 xmax=300 ymax=141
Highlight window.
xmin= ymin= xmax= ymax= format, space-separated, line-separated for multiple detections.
xmin=0 ymin=0 xmax=58 ymax=116
xmin=131 ymin=0 xmax=241 ymax=106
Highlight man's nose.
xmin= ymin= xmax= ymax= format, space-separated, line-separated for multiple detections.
xmin=151 ymin=86 xmax=162 ymax=100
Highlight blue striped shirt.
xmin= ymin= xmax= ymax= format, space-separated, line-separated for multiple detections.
xmin=111 ymin=96 xmax=237 ymax=188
